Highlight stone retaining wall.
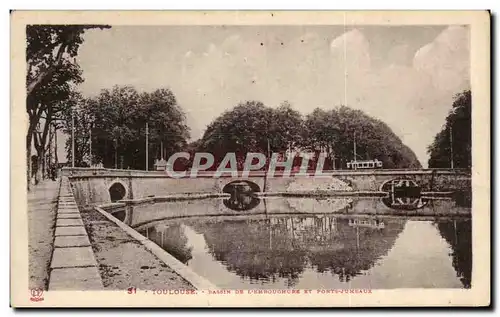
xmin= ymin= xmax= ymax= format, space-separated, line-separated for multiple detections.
xmin=65 ymin=168 xmax=471 ymax=207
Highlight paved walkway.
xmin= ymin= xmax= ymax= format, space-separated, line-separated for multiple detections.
xmin=28 ymin=179 xmax=60 ymax=290
xmin=48 ymin=177 xmax=103 ymax=290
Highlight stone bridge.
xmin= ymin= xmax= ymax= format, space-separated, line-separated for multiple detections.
xmin=62 ymin=167 xmax=471 ymax=207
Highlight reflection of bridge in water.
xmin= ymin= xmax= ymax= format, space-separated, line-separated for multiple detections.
xmin=111 ymin=193 xmax=470 ymax=231
xmin=138 ymin=214 xmax=407 ymax=284
xmin=130 ymin=211 xmax=471 ymax=288
xmin=107 ymin=192 xmax=471 ymax=289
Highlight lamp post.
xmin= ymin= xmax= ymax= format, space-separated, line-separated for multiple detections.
xmin=145 ymin=122 xmax=149 ymax=171
xmin=449 ymin=107 xmax=457 ymax=169
xmin=450 ymin=124 xmax=454 ymax=169
xmin=353 ymin=132 xmax=357 ymax=170
xmin=71 ymin=109 xmax=75 ymax=168
xmin=114 ymin=138 xmax=118 ymax=169
xmin=89 ymin=122 xmax=93 ymax=166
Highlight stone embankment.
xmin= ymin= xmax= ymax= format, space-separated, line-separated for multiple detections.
xmin=286 ymin=177 xmax=353 ymax=192
xmin=48 ymin=177 xmax=103 ymax=290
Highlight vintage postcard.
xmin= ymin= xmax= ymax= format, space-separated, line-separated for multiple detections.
xmin=11 ymin=10 xmax=490 ymax=307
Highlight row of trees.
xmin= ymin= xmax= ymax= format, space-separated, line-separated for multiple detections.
xmin=26 ymin=25 xmax=109 ymax=188
xmin=427 ymin=90 xmax=471 ymax=169
xmin=62 ymin=86 xmax=190 ymax=170
xmin=196 ymin=101 xmax=421 ymax=170
xmin=65 ymin=92 xmax=420 ymax=170
xmin=25 ymin=25 xmax=422 ymax=183
xmin=25 ymin=25 xmax=470 ymax=190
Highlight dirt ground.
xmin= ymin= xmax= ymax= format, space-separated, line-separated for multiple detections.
xmin=80 ymin=208 xmax=195 ymax=290
xmin=28 ymin=179 xmax=59 ymax=290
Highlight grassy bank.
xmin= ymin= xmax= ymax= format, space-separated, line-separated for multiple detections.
xmin=80 ymin=207 xmax=195 ymax=290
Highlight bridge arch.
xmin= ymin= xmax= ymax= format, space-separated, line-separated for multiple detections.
xmin=110 ymin=206 xmax=133 ymax=225
xmin=108 ymin=179 xmax=128 ymax=202
xmin=222 ymin=180 xmax=261 ymax=193
xmin=379 ymin=178 xmax=421 ymax=192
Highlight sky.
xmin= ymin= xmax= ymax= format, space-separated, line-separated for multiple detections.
xmin=60 ymin=25 xmax=470 ymax=167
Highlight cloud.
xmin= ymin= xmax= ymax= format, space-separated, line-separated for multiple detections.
xmin=75 ymin=26 xmax=470 ymax=167
xmin=175 ymin=27 xmax=470 ymax=166
xmin=413 ymin=26 xmax=470 ymax=94
xmin=330 ymin=29 xmax=371 ymax=73
xmin=325 ymin=27 xmax=470 ymax=166
xmin=387 ymin=44 xmax=410 ymax=66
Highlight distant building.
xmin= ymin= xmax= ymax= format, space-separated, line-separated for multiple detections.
xmin=154 ymin=158 xmax=168 ymax=171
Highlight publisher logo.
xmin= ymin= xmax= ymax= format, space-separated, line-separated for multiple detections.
xmin=30 ymin=288 xmax=44 ymax=302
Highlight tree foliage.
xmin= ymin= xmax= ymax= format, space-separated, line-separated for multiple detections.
xmin=199 ymin=101 xmax=421 ymax=169
xmin=427 ymin=90 xmax=471 ymax=168
xmin=63 ymin=86 xmax=190 ymax=170
xmin=26 ymin=25 xmax=109 ymax=96
xmin=200 ymin=101 xmax=303 ymax=168
xmin=304 ymin=106 xmax=421 ymax=169
xmin=26 ymin=24 xmax=109 ymax=186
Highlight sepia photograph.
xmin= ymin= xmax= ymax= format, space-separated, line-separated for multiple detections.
xmin=10 ymin=10 xmax=490 ymax=307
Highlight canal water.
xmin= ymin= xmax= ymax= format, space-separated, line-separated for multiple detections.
xmin=112 ymin=195 xmax=471 ymax=289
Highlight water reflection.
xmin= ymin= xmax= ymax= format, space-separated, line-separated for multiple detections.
xmin=379 ymin=178 xmax=472 ymax=211
xmin=143 ymin=215 xmax=407 ymax=286
xmin=110 ymin=205 xmax=133 ymax=226
xmin=380 ymin=179 xmax=422 ymax=197
xmin=222 ymin=181 xmax=260 ymax=211
xmin=452 ymin=191 xmax=472 ymax=208
xmin=127 ymin=195 xmax=472 ymax=289
xmin=304 ymin=217 xmax=403 ymax=282
xmin=140 ymin=224 xmax=193 ymax=264
xmin=111 ymin=209 xmax=126 ymax=222
xmin=435 ymin=219 xmax=472 ymax=288
xmin=381 ymin=196 xmax=429 ymax=210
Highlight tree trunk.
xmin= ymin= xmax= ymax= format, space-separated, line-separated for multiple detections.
xmin=33 ymin=132 xmax=42 ymax=184
xmin=27 ymin=42 xmax=68 ymax=97
xmin=34 ymin=109 xmax=53 ymax=182
xmin=26 ymin=102 xmax=44 ymax=189
xmin=35 ymin=155 xmax=43 ymax=184
xmin=26 ymin=132 xmax=32 ymax=190
xmin=41 ymin=110 xmax=52 ymax=177
xmin=26 ymin=116 xmax=41 ymax=189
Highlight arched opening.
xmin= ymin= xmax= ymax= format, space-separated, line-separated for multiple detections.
xmin=112 ymin=209 xmax=126 ymax=222
xmin=222 ymin=180 xmax=261 ymax=211
xmin=380 ymin=178 xmax=421 ymax=196
xmin=109 ymin=182 xmax=127 ymax=202
xmin=222 ymin=180 xmax=261 ymax=193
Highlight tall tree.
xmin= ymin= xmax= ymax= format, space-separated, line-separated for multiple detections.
xmin=63 ymin=86 xmax=190 ymax=170
xmin=302 ymin=108 xmax=341 ymax=168
xmin=303 ymin=106 xmax=421 ymax=169
xmin=60 ymin=92 xmax=93 ymax=167
xmin=427 ymin=90 xmax=471 ymax=169
xmin=269 ymin=101 xmax=304 ymax=152
xmin=26 ymin=24 xmax=109 ymax=187
xmin=30 ymin=62 xmax=83 ymax=181
xmin=200 ymin=102 xmax=420 ymax=170
xmin=26 ymin=25 xmax=109 ymax=97
xmin=200 ymin=101 xmax=303 ymax=169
